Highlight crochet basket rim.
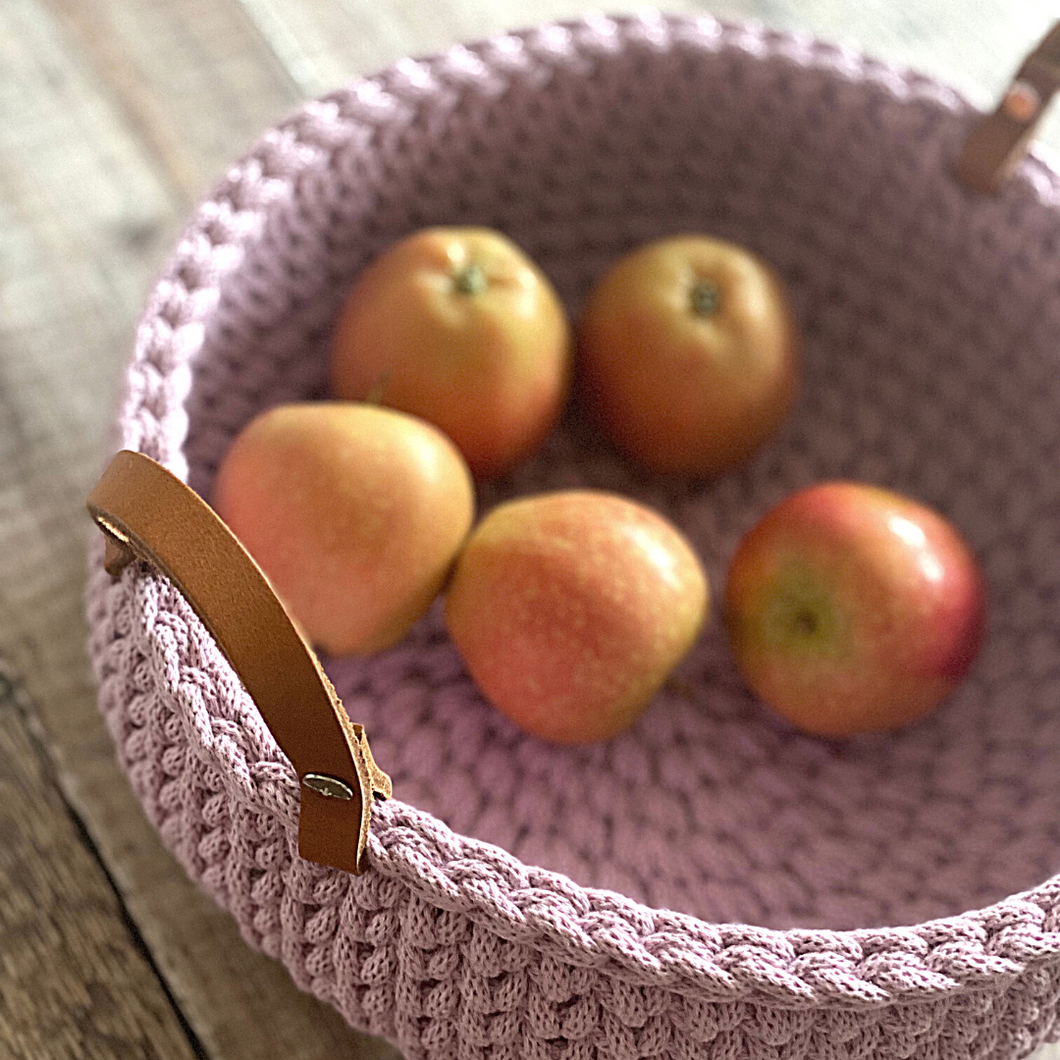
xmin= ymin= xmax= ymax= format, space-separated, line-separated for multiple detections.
xmin=96 ymin=11 xmax=1060 ymax=1012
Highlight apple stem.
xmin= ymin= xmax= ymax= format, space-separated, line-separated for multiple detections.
xmin=691 ymin=279 xmax=721 ymax=317
xmin=364 ymin=370 xmax=390 ymax=405
xmin=453 ymin=262 xmax=488 ymax=295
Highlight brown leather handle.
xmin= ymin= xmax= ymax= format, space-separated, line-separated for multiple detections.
xmin=87 ymin=450 xmax=391 ymax=875
xmin=956 ymin=21 xmax=1060 ymax=193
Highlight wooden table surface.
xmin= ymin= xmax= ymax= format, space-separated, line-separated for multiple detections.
xmin=1 ymin=2 xmax=1058 ymax=1057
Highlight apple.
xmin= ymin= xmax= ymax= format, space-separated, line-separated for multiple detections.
xmin=577 ymin=235 xmax=800 ymax=476
xmin=444 ymin=490 xmax=709 ymax=743
xmin=212 ymin=402 xmax=474 ymax=656
xmin=330 ymin=226 xmax=572 ymax=479
xmin=723 ymin=482 xmax=986 ymax=736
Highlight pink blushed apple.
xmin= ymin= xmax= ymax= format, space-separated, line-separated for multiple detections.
xmin=213 ymin=402 xmax=475 ymax=657
xmin=330 ymin=227 xmax=571 ymax=479
xmin=576 ymin=235 xmax=800 ymax=476
xmin=445 ymin=491 xmax=709 ymax=744
xmin=723 ymin=482 xmax=986 ymax=737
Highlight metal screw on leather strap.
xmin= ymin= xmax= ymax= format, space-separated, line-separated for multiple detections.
xmin=956 ymin=20 xmax=1060 ymax=193
xmin=87 ymin=449 xmax=392 ymax=875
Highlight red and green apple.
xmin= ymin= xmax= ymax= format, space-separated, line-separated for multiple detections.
xmin=724 ymin=481 xmax=985 ymax=736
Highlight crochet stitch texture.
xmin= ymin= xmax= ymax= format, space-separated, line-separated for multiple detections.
xmin=86 ymin=14 xmax=1060 ymax=1059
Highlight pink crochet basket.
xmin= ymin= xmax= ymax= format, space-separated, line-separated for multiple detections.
xmin=86 ymin=14 xmax=1060 ymax=1060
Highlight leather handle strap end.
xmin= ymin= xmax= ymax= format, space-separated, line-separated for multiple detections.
xmin=956 ymin=21 xmax=1060 ymax=193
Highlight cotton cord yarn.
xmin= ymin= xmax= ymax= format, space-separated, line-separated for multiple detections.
xmin=87 ymin=14 xmax=1060 ymax=1059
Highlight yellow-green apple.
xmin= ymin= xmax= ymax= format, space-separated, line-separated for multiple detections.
xmin=330 ymin=226 xmax=572 ymax=479
xmin=577 ymin=234 xmax=800 ymax=475
xmin=724 ymin=481 xmax=986 ymax=736
xmin=212 ymin=402 xmax=474 ymax=656
xmin=444 ymin=490 xmax=708 ymax=743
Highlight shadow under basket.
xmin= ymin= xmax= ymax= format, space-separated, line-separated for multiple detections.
xmin=85 ymin=14 xmax=1060 ymax=1060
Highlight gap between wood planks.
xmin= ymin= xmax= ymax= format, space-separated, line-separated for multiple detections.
xmin=0 ymin=661 xmax=205 ymax=1060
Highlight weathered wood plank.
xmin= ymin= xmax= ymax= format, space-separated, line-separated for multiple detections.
xmin=0 ymin=666 xmax=201 ymax=1060
xmin=40 ymin=0 xmax=302 ymax=202
xmin=0 ymin=0 xmax=396 ymax=1056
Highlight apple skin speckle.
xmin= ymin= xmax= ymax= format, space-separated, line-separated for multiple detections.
xmin=445 ymin=490 xmax=709 ymax=744
xmin=576 ymin=235 xmax=800 ymax=476
xmin=723 ymin=481 xmax=986 ymax=737
xmin=330 ymin=227 xmax=571 ymax=479
xmin=213 ymin=402 xmax=475 ymax=657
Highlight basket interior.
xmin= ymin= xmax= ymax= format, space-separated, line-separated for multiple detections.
xmin=180 ymin=23 xmax=1060 ymax=932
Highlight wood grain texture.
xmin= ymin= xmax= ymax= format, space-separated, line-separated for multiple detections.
xmin=0 ymin=1 xmax=395 ymax=1057
xmin=0 ymin=667 xmax=200 ymax=1060
xmin=39 ymin=0 xmax=302 ymax=202
xmin=1 ymin=0 xmax=1058 ymax=1058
